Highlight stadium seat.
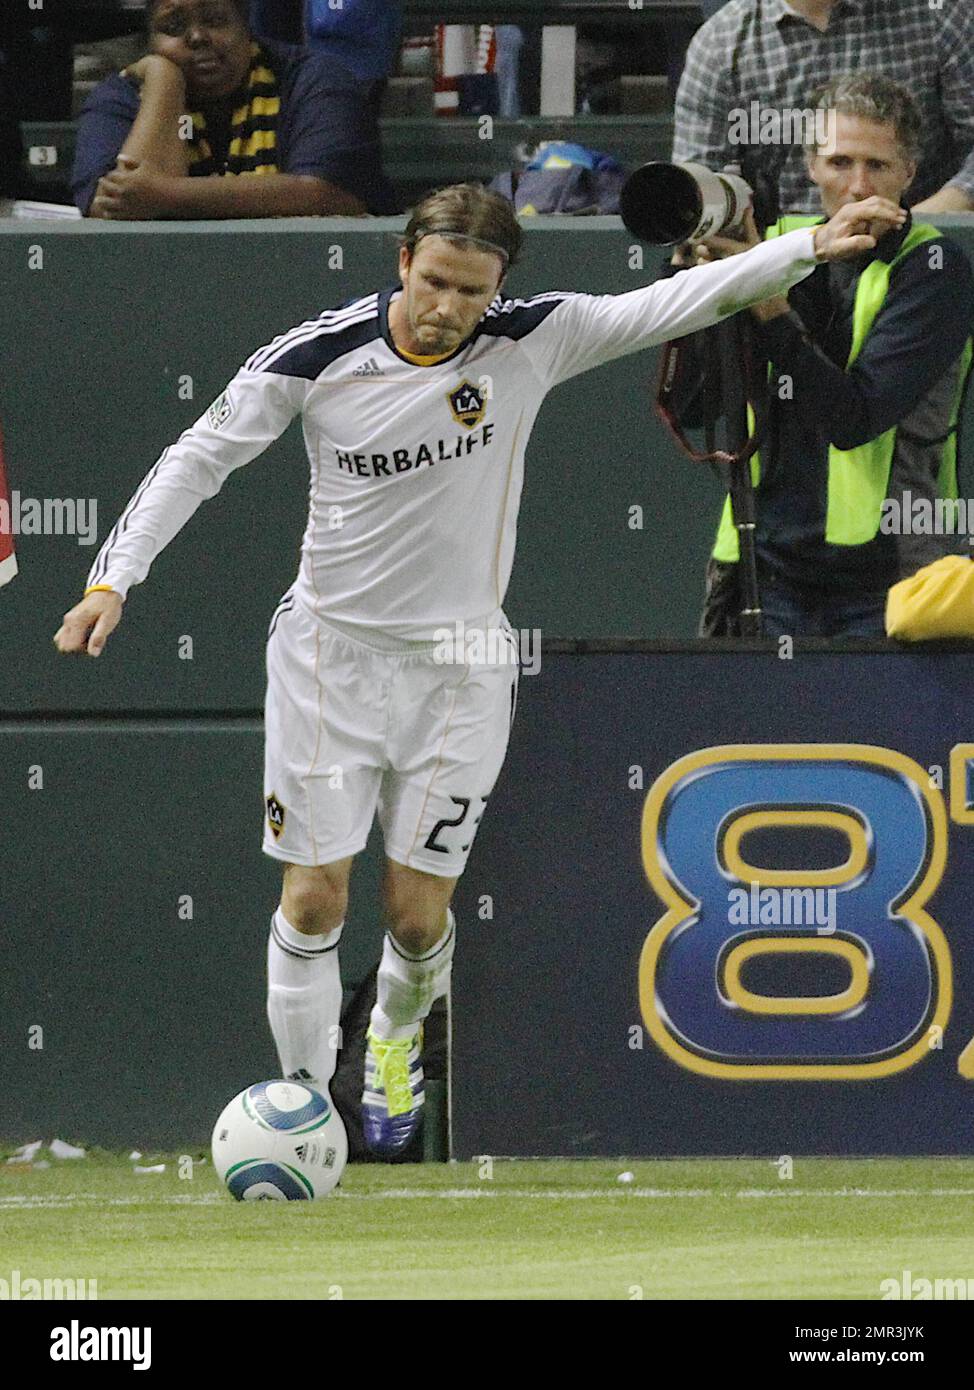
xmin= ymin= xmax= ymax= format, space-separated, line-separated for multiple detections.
xmin=379 ymin=114 xmax=675 ymax=204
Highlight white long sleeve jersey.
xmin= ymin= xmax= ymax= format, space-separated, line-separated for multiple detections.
xmin=87 ymin=227 xmax=819 ymax=640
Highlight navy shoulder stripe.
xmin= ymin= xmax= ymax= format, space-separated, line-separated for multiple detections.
xmin=477 ymin=292 xmax=571 ymax=342
xmin=246 ymin=295 xmax=381 ymax=380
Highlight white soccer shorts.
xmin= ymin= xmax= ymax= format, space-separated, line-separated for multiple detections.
xmin=262 ymin=599 xmax=519 ymax=877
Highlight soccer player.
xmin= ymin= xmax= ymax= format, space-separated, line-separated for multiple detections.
xmin=54 ymin=182 xmax=903 ymax=1155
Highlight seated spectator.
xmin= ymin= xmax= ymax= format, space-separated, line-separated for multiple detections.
xmin=674 ymin=0 xmax=974 ymax=215
xmin=72 ymin=0 xmax=395 ymax=218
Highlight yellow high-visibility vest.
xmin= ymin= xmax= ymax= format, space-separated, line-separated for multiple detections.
xmin=713 ymin=215 xmax=971 ymax=562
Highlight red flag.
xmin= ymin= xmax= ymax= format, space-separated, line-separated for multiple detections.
xmin=0 ymin=418 xmax=16 ymax=587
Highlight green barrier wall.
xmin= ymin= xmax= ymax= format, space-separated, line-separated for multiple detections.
xmin=0 ymin=722 xmax=388 ymax=1142
xmin=1 ymin=215 xmax=972 ymax=709
xmin=2 ymin=215 xmax=973 ymax=1143
xmin=0 ymin=216 xmax=719 ymax=711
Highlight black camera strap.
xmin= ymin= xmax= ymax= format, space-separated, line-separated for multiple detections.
xmin=655 ymin=313 xmax=771 ymax=635
xmin=656 ymin=313 xmax=769 ymax=468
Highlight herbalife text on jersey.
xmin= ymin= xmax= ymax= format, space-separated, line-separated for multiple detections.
xmin=0 ymin=492 xmax=97 ymax=545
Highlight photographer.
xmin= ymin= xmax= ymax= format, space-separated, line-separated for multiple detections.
xmin=682 ymin=76 xmax=974 ymax=638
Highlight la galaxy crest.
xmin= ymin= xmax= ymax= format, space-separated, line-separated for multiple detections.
xmin=266 ymin=793 xmax=285 ymax=840
xmin=447 ymin=380 xmax=487 ymax=429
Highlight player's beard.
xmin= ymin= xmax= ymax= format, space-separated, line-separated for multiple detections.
xmin=403 ymin=292 xmax=464 ymax=355
xmin=414 ymin=319 xmax=462 ymax=355
xmin=424 ymin=331 xmax=458 ymax=354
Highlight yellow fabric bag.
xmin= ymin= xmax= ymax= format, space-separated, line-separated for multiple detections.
xmin=885 ymin=556 xmax=974 ymax=639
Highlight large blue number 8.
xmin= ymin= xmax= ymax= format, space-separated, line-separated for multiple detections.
xmin=639 ymin=745 xmax=952 ymax=1079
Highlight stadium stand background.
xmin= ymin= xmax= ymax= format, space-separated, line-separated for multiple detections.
xmin=10 ymin=1 xmax=689 ymax=207
xmin=6 ymin=3 xmax=974 ymax=1150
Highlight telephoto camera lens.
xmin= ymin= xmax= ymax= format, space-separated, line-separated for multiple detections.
xmin=620 ymin=162 xmax=753 ymax=245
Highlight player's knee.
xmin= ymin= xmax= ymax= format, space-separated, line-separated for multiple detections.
xmin=281 ymin=866 xmax=348 ymax=935
xmin=385 ymin=901 xmax=449 ymax=955
xmin=383 ymin=864 xmax=455 ymax=952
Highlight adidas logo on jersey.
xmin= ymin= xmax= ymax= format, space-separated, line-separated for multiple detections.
xmin=351 ymin=358 xmax=384 ymax=377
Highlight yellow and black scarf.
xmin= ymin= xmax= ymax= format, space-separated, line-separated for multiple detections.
xmin=186 ymin=42 xmax=280 ymax=178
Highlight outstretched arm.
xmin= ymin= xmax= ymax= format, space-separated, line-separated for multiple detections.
xmin=54 ymin=367 xmax=307 ymax=657
xmin=524 ymin=198 xmax=906 ymax=388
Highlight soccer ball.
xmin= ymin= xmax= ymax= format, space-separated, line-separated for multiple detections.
xmin=211 ymin=1080 xmax=348 ymax=1201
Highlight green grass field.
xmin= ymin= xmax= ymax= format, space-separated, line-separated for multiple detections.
xmin=3 ymin=1152 xmax=973 ymax=1300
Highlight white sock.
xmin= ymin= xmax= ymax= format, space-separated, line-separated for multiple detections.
xmin=370 ymin=909 xmax=455 ymax=1041
xmin=266 ymin=907 xmax=343 ymax=1088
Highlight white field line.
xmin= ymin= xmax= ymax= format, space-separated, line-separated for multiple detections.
xmin=2 ymin=1187 xmax=974 ymax=1210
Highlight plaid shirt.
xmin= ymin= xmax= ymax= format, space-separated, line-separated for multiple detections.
xmin=673 ymin=0 xmax=974 ymax=213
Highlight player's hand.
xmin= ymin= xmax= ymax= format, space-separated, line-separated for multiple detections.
xmin=813 ymin=197 xmax=906 ymax=262
xmin=53 ymin=591 xmax=123 ymax=658
xmin=90 ymin=159 xmax=171 ymax=220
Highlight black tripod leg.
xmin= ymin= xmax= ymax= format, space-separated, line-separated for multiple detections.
xmin=719 ymin=318 xmax=763 ymax=638
xmin=728 ymin=458 xmax=762 ymax=638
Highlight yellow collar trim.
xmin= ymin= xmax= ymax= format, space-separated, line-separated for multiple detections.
xmin=394 ymin=344 xmax=455 ymax=366
xmin=396 ymin=345 xmax=456 ymax=366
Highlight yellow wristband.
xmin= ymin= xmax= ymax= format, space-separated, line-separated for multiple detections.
xmin=84 ymin=585 xmax=116 ymax=597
